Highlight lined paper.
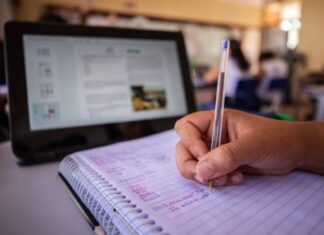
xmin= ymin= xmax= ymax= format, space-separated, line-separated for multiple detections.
xmin=77 ymin=130 xmax=324 ymax=235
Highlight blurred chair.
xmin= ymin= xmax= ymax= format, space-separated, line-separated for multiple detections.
xmin=226 ymin=78 xmax=260 ymax=111
xmin=198 ymin=78 xmax=260 ymax=112
xmin=267 ymin=77 xmax=288 ymax=113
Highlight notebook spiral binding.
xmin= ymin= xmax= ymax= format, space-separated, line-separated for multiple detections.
xmin=60 ymin=155 xmax=169 ymax=235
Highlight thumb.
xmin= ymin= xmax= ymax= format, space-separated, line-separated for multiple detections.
xmin=196 ymin=138 xmax=254 ymax=180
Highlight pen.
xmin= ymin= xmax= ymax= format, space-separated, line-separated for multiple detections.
xmin=208 ymin=39 xmax=230 ymax=190
xmin=59 ymin=173 xmax=105 ymax=235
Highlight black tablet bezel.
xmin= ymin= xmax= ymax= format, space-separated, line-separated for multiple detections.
xmin=5 ymin=21 xmax=196 ymax=163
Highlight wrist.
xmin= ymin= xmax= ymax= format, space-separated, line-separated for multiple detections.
xmin=289 ymin=122 xmax=308 ymax=171
xmin=293 ymin=122 xmax=324 ymax=174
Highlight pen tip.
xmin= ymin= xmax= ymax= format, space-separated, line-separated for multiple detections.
xmin=208 ymin=180 xmax=214 ymax=191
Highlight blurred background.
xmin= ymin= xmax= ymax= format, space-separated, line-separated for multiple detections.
xmin=0 ymin=0 xmax=324 ymax=142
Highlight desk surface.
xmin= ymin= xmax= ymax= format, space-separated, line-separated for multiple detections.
xmin=0 ymin=141 xmax=94 ymax=235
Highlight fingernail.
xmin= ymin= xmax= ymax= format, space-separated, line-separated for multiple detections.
xmin=230 ymin=174 xmax=241 ymax=184
xmin=197 ymin=161 xmax=215 ymax=179
xmin=194 ymin=174 xmax=204 ymax=184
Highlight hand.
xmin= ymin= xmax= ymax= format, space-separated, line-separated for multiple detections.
xmin=174 ymin=109 xmax=306 ymax=186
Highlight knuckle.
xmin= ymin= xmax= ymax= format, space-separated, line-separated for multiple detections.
xmin=175 ymin=142 xmax=182 ymax=160
xmin=174 ymin=119 xmax=184 ymax=132
xmin=188 ymin=134 xmax=204 ymax=148
xmin=175 ymin=141 xmax=183 ymax=152
xmin=178 ymin=167 xmax=186 ymax=177
xmin=176 ymin=160 xmax=187 ymax=177
xmin=174 ymin=112 xmax=196 ymax=132
xmin=188 ymin=139 xmax=202 ymax=156
xmin=179 ymin=167 xmax=193 ymax=179
xmin=187 ymin=137 xmax=200 ymax=147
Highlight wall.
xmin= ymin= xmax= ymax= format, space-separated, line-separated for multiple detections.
xmin=299 ymin=0 xmax=324 ymax=71
xmin=11 ymin=0 xmax=262 ymax=70
xmin=13 ymin=0 xmax=262 ymax=28
xmin=0 ymin=0 xmax=13 ymax=39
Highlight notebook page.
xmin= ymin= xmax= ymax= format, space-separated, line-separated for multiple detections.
xmin=76 ymin=130 xmax=324 ymax=235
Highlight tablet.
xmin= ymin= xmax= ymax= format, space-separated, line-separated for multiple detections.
xmin=5 ymin=21 xmax=195 ymax=163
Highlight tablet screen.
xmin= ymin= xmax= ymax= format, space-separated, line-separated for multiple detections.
xmin=23 ymin=35 xmax=188 ymax=131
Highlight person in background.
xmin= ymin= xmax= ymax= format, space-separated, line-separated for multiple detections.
xmin=203 ymin=39 xmax=251 ymax=100
xmin=257 ymin=51 xmax=288 ymax=102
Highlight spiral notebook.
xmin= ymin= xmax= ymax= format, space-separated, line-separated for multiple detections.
xmin=59 ymin=130 xmax=324 ymax=235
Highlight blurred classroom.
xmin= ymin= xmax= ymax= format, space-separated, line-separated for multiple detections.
xmin=1 ymin=0 xmax=324 ymax=141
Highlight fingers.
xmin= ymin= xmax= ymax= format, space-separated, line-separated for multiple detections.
xmin=175 ymin=141 xmax=197 ymax=181
xmin=174 ymin=111 xmax=213 ymax=159
xmin=175 ymin=109 xmax=259 ymax=186
xmin=196 ymin=136 xmax=256 ymax=181
xmin=176 ymin=141 xmax=245 ymax=186
xmin=212 ymin=170 xmax=244 ymax=186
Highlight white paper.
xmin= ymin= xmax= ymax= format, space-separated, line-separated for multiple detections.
xmin=77 ymin=130 xmax=324 ymax=235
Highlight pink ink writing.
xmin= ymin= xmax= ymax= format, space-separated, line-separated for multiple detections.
xmin=130 ymin=184 xmax=160 ymax=201
xmin=153 ymin=189 xmax=209 ymax=212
